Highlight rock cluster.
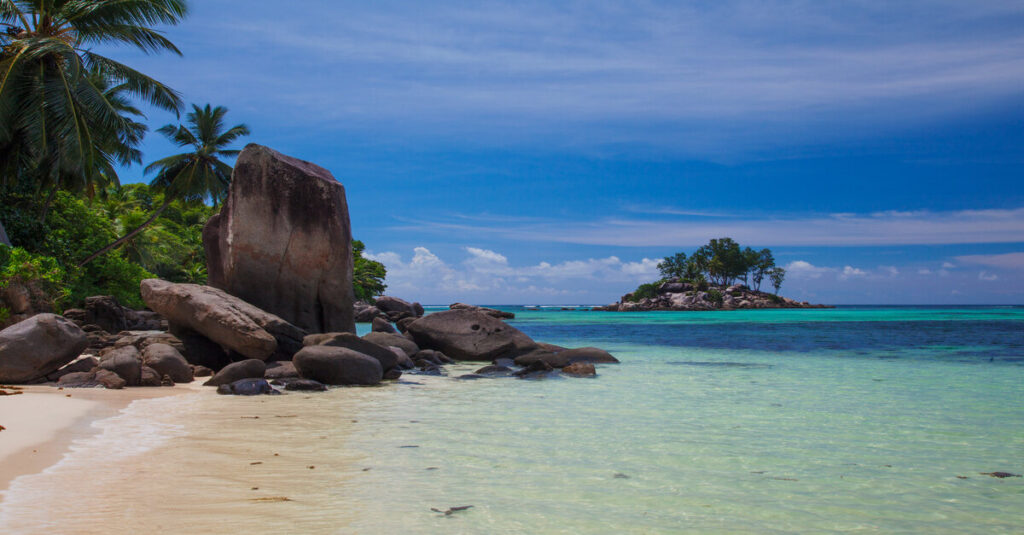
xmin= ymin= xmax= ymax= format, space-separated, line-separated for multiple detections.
xmin=597 ymin=281 xmax=831 ymax=311
xmin=353 ymin=296 xmax=425 ymax=323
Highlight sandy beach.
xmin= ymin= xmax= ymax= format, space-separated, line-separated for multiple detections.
xmin=0 ymin=385 xmax=191 ymax=494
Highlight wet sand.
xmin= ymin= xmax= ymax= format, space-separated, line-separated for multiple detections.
xmin=0 ymin=385 xmax=191 ymax=494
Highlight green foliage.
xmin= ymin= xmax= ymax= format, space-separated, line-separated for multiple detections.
xmin=353 ymin=240 xmax=387 ymax=302
xmin=767 ymin=293 xmax=784 ymax=304
xmin=769 ymin=266 xmax=786 ymax=294
xmin=657 ymin=252 xmax=688 ymax=279
xmin=627 ymin=281 xmax=662 ymax=302
xmin=0 ymin=246 xmax=68 ymax=306
xmin=706 ymin=289 xmax=724 ymax=307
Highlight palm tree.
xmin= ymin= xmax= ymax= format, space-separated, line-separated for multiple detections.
xmin=0 ymin=0 xmax=187 ymax=198
xmin=78 ymin=103 xmax=249 ymax=266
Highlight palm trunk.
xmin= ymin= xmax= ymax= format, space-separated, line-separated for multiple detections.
xmin=78 ymin=199 xmax=171 ymax=267
xmin=38 ymin=186 xmax=57 ymax=224
xmin=0 ymin=219 xmax=10 ymax=247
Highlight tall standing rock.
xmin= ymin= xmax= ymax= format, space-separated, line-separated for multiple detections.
xmin=204 ymin=145 xmax=355 ymax=334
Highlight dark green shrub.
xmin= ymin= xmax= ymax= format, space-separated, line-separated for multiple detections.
xmin=706 ymin=289 xmax=724 ymax=307
xmin=628 ymin=282 xmax=661 ymax=302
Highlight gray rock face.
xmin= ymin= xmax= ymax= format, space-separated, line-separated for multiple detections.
xmin=514 ymin=346 xmax=619 ymax=368
xmin=374 ymin=296 xmax=421 ymax=321
xmin=264 ymin=360 xmax=299 ymax=379
xmin=84 ymin=296 xmax=127 ymax=333
xmin=362 ymin=332 xmax=419 ymax=359
xmin=204 ymin=144 xmax=355 ymax=334
xmin=293 ymin=345 xmax=382 ymax=385
xmin=47 ymin=356 xmax=99 ymax=382
xmin=141 ymin=279 xmax=305 ymax=361
xmin=0 ymin=314 xmax=87 ymax=383
xmin=99 ymin=346 xmax=143 ymax=386
xmin=303 ymin=332 xmax=398 ymax=371
xmin=405 ymin=309 xmax=537 ymax=361
xmin=353 ymin=302 xmax=383 ymax=323
xmin=203 ymin=359 xmax=267 ymax=387
xmin=142 ymin=343 xmax=193 ymax=383
xmin=371 ymin=317 xmax=397 ymax=334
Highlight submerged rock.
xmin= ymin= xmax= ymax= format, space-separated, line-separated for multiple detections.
xmin=561 ymin=362 xmax=597 ymax=377
xmin=217 ymin=378 xmax=279 ymax=396
xmin=205 ymin=144 xmax=356 ymax=334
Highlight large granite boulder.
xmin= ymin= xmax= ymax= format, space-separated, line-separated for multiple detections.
xmin=514 ymin=346 xmax=619 ymax=368
xmin=353 ymin=301 xmax=383 ymax=322
xmin=293 ymin=346 xmax=382 ymax=385
xmin=303 ymin=332 xmax=398 ymax=371
xmin=204 ymin=144 xmax=355 ymax=334
xmin=405 ymin=309 xmax=537 ymax=361
xmin=141 ymin=279 xmax=305 ymax=361
xmin=83 ymin=296 xmax=127 ymax=333
xmin=0 ymin=314 xmax=87 ymax=383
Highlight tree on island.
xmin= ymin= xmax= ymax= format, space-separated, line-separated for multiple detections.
xmin=638 ymin=237 xmax=787 ymax=298
xmin=353 ymin=240 xmax=387 ymax=301
xmin=79 ymin=104 xmax=250 ymax=266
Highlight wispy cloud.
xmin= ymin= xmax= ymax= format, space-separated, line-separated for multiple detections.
xmin=955 ymin=252 xmax=1024 ymax=270
xmin=397 ymin=207 xmax=1024 ymax=247
xmin=152 ymin=1 xmax=1024 ymax=153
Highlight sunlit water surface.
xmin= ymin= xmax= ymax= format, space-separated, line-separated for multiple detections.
xmin=2 ymin=306 xmax=1022 ymax=533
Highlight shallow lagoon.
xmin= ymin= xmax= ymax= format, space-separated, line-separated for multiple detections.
xmin=2 ymin=306 xmax=1022 ymax=533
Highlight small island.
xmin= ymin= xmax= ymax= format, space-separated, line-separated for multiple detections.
xmin=597 ymin=238 xmax=830 ymax=311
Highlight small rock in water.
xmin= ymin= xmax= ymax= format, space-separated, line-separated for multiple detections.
xmin=980 ymin=472 xmax=1021 ymax=478
xmin=431 ymin=505 xmax=474 ymax=516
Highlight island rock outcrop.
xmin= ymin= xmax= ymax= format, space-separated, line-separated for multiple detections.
xmin=204 ymin=144 xmax=356 ymax=334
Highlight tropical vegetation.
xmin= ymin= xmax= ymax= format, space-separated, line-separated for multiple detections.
xmin=0 ymin=1 xmax=387 ymax=320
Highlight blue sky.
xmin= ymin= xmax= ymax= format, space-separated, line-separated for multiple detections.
xmin=112 ymin=1 xmax=1024 ymax=304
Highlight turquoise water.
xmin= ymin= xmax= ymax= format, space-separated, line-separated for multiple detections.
xmin=3 ymin=306 xmax=1022 ymax=533
xmin=341 ymin=306 xmax=1024 ymax=533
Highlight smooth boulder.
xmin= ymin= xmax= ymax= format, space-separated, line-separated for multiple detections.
xmin=293 ymin=346 xmax=382 ymax=385
xmin=99 ymin=346 xmax=143 ymax=386
xmin=203 ymin=359 xmax=267 ymax=387
xmin=141 ymin=279 xmax=305 ymax=361
xmin=405 ymin=309 xmax=537 ymax=361
xmin=204 ymin=144 xmax=356 ymax=334
xmin=0 ymin=314 xmax=87 ymax=383
xmin=304 ymin=332 xmax=399 ymax=371
xmin=362 ymin=332 xmax=419 ymax=359
xmin=217 ymin=378 xmax=279 ymax=396
xmin=142 ymin=343 xmax=193 ymax=383
xmin=374 ymin=296 xmax=421 ymax=320
xmin=371 ymin=317 xmax=397 ymax=334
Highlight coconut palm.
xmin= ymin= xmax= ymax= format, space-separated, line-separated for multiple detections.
xmin=0 ymin=0 xmax=187 ymax=197
xmin=78 ymin=103 xmax=249 ymax=266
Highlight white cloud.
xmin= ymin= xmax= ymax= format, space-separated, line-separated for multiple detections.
xmin=942 ymin=261 xmax=957 ymax=269
xmin=882 ymin=266 xmax=900 ymax=277
xmin=785 ymin=260 xmax=833 ymax=279
xmin=955 ymin=252 xmax=1024 ymax=270
xmin=839 ymin=266 xmax=868 ymax=280
xmin=918 ymin=268 xmax=933 ymax=275
xmin=364 ymin=247 xmax=660 ymax=303
xmin=979 ymin=271 xmax=999 ymax=281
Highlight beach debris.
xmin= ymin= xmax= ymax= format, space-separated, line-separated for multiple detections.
xmin=400 ymin=445 xmax=420 ymax=448
xmin=308 ymin=465 xmax=315 ymax=469
xmin=431 ymin=505 xmax=474 ymax=516
xmin=613 ymin=473 xmax=630 ymax=479
xmin=956 ymin=476 xmax=969 ymax=479
xmin=980 ymin=472 xmax=1021 ymax=478
xmin=750 ymin=471 xmax=766 ymax=474
xmin=425 ymin=467 xmax=438 ymax=471
xmin=362 ymin=468 xmax=372 ymax=471
xmin=0 ymin=389 xmax=24 ymax=396
xmin=250 ymin=461 xmax=262 ymax=465
xmin=0 ymin=424 xmax=5 ymax=431
xmin=251 ymin=487 xmax=259 ymax=490
xmin=250 ymin=496 xmax=292 ymax=502
xmin=770 ymin=477 xmax=799 ymax=481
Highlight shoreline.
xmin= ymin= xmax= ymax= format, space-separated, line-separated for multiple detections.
xmin=0 ymin=385 xmax=192 ymax=496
